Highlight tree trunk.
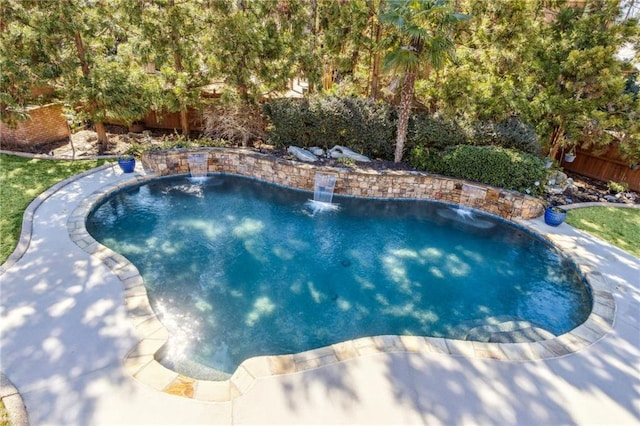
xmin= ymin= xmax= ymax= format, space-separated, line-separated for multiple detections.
xmin=74 ymin=31 xmax=90 ymax=77
xmin=369 ymin=25 xmax=381 ymax=99
xmin=547 ymin=124 xmax=563 ymax=160
xmin=95 ymin=121 xmax=109 ymax=154
xmin=368 ymin=0 xmax=382 ymax=99
xmin=180 ymin=108 xmax=189 ymax=136
xmin=394 ymin=72 xmax=416 ymax=163
xmin=307 ymin=0 xmax=318 ymax=94
xmin=169 ymin=0 xmax=190 ymax=136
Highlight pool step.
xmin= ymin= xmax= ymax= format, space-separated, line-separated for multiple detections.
xmin=452 ymin=316 xmax=557 ymax=344
xmin=487 ymin=326 xmax=556 ymax=343
xmin=449 ymin=315 xmax=521 ymax=339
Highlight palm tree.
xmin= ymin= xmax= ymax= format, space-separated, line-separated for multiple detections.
xmin=380 ymin=0 xmax=468 ymax=163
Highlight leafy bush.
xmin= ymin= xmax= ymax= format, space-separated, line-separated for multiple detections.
xmin=262 ymin=98 xmax=313 ymax=147
xmin=262 ymin=97 xmax=540 ymax=164
xmin=262 ymin=96 xmax=396 ymax=160
xmin=410 ymin=145 xmax=546 ymax=196
xmin=607 ymin=181 xmax=629 ymax=193
xmin=466 ymin=117 xmax=541 ymax=155
xmin=405 ymin=114 xmax=539 ymax=156
xmin=407 ymin=113 xmax=468 ymax=152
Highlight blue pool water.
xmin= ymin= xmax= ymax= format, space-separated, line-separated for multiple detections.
xmin=87 ymin=175 xmax=591 ymax=377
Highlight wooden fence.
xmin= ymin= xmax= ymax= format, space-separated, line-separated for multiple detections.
xmin=557 ymin=144 xmax=640 ymax=191
xmin=142 ymin=108 xmax=204 ymax=132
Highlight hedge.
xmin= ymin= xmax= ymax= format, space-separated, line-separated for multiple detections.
xmin=263 ymin=96 xmax=542 ymax=170
xmin=467 ymin=117 xmax=541 ymax=156
xmin=262 ymin=96 xmax=396 ymax=160
xmin=410 ymin=144 xmax=547 ymax=196
xmin=407 ymin=113 xmax=468 ymax=152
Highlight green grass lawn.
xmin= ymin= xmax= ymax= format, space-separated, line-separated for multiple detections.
xmin=0 ymin=154 xmax=108 ymax=264
xmin=566 ymin=206 xmax=640 ymax=258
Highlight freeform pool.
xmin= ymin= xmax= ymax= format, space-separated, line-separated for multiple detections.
xmin=87 ymin=175 xmax=592 ymax=378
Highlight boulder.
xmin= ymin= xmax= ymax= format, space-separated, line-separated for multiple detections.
xmin=308 ymin=146 xmax=325 ymax=156
xmin=547 ymin=170 xmax=568 ymax=186
xmin=328 ymin=145 xmax=370 ymax=162
xmin=287 ymin=146 xmax=318 ymax=162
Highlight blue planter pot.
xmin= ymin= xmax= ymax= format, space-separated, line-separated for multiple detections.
xmin=117 ymin=158 xmax=136 ymax=173
xmin=544 ymin=206 xmax=567 ymax=226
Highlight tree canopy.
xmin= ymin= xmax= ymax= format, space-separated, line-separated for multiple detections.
xmin=1 ymin=0 xmax=638 ymax=164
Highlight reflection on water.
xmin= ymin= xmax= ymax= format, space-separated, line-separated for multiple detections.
xmin=87 ymin=175 xmax=592 ymax=377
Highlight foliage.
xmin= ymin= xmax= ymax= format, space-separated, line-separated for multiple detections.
xmin=263 ymin=96 xmax=397 ymax=160
xmin=337 ymin=157 xmax=356 ymax=166
xmin=0 ymin=154 xmax=107 ymax=264
xmin=263 ymin=95 xmax=541 ymax=162
xmin=429 ymin=0 xmax=639 ymax=164
xmin=548 ymin=206 xmax=567 ymax=214
xmin=3 ymin=0 xmax=637 ymax=167
xmin=466 ymin=117 xmax=541 ymax=156
xmin=207 ymin=0 xmax=309 ymax=102
xmin=203 ymin=100 xmax=266 ymax=147
xmin=410 ymin=145 xmax=546 ymax=195
xmin=407 ymin=114 xmax=540 ymax=155
xmin=0 ymin=399 xmax=9 ymax=426
xmin=1 ymin=0 xmax=153 ymax=150
xmin=123 ymin=0 xmax=214 ymax=134
xmin=311 ymin=0 xmax=385 ymax=97
xmin=565 ymin=207 xmax=640 ymax=257
xmin=407 ymin=113 xmax=467 ymax=152
xmin=379 ymin=0 xmax=469 ymax=162
xmin=607 ymin=180 xmax=629 ymax=193
xmin=127 ymin=134 xmax=227 ymax=154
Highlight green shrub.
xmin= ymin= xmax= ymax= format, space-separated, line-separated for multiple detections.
xmin=407 ymin=113 xmax=468 ymax=152
xmin=467 ymin=117 xmax=541 ymax=155
xmin=607 ymin=181 xmax=629 ymax=193
xmin=262 ymin=98 xmax=311 ymax=146
xmin=406 ymin=114 xmax=539 ymax=156
xmin=262 ymin=96 xmax=396 ymax=160
xmin=410 ymin=145 xmax=546 ymax=196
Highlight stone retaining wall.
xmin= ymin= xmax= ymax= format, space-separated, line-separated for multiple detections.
xmin=141 ymin=148 xmax=544 ymax=219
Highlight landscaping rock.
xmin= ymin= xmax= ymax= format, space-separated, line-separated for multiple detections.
xmin=287 ymin=146 xmax=318 ymax=162
xmin=328 ymin=145 xmax=370 ymax=162
xmin=308 ymin=147 xmax=324 ymax=156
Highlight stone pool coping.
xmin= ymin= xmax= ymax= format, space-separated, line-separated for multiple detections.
xmin=63 ymin=167 xmax=617 ymax=403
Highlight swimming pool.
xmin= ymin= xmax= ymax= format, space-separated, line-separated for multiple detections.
xmin=87 ymin=174 xmax=591 ymax=379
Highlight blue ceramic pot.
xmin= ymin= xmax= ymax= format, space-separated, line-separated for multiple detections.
xmin=118 ymin=158 xmax=136 ymax=173
xmin=544 ymin=206 xmax=567 ymax=226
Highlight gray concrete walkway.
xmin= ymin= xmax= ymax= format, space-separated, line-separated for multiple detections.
xmin=1 ymin=164 xmax=638 ymax=425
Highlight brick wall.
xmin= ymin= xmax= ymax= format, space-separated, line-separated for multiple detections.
xmin=0 ymin=104 xmax=69 ymax=146
xmin=142 ymin=148 xmax=545 ymax=220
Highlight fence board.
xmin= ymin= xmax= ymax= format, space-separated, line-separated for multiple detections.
xmin=558 ymin=146 xmax=640 ymax=191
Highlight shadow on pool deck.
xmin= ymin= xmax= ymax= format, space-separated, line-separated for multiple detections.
xmin=0 ymin=163 xmax=638 ymax=425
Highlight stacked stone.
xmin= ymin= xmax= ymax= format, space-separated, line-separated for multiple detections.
xmin=141 ymin=148 xmax=545 ymax=220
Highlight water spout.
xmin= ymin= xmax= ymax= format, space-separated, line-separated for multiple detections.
xmin=436 ymin=184 xmax=496 ymax=229
xmin=187 ymin=153 xmax=208 ymax=179
xmin=306 ymin=173 xmax=339 ymax=215
xmin=314 ymin=173 xmax=337 ymax=204
xmin=455 ymin=184 xmax=487 ymax=221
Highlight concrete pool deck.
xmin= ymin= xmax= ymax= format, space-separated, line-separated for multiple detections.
xmin=1 ymin=163 xmax=639 ymax=425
